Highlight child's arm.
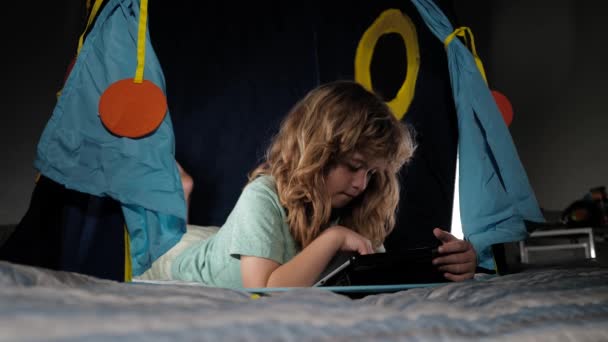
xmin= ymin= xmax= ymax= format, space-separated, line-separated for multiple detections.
xmin=241 ymin=226 xmax=373 ymax=288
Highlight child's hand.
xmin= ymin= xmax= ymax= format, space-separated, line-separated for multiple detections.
xmin=432 ymin=228 xmax=477 ymax=281
xmin=324 ymin=226 xmax=374 ymax=255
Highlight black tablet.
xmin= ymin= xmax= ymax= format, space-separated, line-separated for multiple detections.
xmin=314 ymin=247 xmax=449 ymax=287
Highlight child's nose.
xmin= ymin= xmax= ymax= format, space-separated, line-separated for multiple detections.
xmin=352 ymin=169 xmax=368 ymax=192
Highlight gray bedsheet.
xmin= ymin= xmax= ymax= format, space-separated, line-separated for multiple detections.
xmin=1 ymin=261 xmax=607 ymax=341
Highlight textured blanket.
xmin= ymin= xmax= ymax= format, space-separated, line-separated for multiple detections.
xmin=1 ymin=261 xmax=607 ymax=341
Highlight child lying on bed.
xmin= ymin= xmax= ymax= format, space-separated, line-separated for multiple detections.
xmin=143 ymin=80 xmax=476 ymax=287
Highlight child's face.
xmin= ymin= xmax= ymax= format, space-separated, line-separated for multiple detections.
xmin=325 ymin=152 xmax=386 ymax=209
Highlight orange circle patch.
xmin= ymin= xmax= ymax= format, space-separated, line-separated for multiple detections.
xmin=491 ymin=90 xmax=513 ymax=127
xmin=99 ymin=79 xmax=167 ymax=138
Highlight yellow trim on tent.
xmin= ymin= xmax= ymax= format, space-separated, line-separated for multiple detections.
xmin=444 ymin=26 xmax=488 ymax=84
xmin=134 ymin=0 xmax=148 ymax=83
xmin=124 ymin=225 xmax=132 ymax=282
xmin=57 ymin=0 xmax=105 ymax=99
xmin=77 ymin=0 xmax=105 ymax=55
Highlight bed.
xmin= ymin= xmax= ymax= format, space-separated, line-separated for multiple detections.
xmin=2 ymin=260 xmax=607 ymax=341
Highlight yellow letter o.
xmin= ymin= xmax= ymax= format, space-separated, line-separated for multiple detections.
xmin=355 ymin=9 xmax=420 ymax=120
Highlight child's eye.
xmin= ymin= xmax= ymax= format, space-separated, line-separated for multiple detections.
xmin=347 ymin=163 xmax=362 ymax=172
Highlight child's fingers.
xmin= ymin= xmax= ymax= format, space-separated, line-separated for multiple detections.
xmin=358 ymin=239 xmax=374 ymax=255
xmin=436 ymin=262 xmax=476 ymax=275
xmin=433 ymin=251 xmax=474 ymax=266
xmin=437 ymin=240 xmax=471 ymax=254
xmin=433 ymin=228 xmax=457 ymax=243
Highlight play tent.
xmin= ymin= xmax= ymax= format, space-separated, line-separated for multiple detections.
xmin=0 ymin=0 xmax=543 ymax=279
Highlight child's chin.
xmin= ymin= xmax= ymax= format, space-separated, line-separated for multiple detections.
xmin=331 ymin=198 xmax=351 ymax=209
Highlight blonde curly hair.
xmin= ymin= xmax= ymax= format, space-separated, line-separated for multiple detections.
xmin=249 ymin=80 xmax=415 ymax=249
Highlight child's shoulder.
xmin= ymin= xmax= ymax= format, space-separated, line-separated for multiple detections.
xmin=239 ymin=175 xmax=285 ymax=215
xmin=249 ymin=174 xmax=275 ymax=188
xmin=243 ymin=175 xmax=278 ymax=199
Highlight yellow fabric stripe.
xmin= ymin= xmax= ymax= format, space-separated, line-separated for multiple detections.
xmin=77 ymin=0 xmax=105 ymax=55
xmin=134 ymin=0 xmax=148 ymax=83
xmin=124 ymin=225 xmax=132 ymax=282
xmin=444 ymin=26 xmax=488 ymax=84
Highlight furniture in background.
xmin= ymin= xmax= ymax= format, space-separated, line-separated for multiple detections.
xmin=520 ymin=226 xmax=608 ymax=265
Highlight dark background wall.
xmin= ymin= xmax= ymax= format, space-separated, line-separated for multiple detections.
xmin=1 ymin=0 xmax=607 ymax=225
xmin=453 ymin=0 xmax=608 ymax=214
xmin=1 ymin=0 xmax=84 ymax=225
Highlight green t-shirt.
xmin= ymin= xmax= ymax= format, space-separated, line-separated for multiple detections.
xmin=171 ymin=175 xmax=298 ymax=288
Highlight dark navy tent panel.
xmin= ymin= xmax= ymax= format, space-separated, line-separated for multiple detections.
xmin=0 ymin=176 xmax=125 ymax=281
xmin=149 ymin=2 xmax=320 ymax=226
xmin=149 ymin=1 xmax=459 ymax=250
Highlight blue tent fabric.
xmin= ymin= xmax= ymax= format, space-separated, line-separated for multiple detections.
xmin=411 ymin=0 xmax=545 ymax=269
xmin=34 ymin=0 xmax=186 ymax=276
